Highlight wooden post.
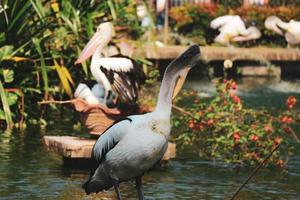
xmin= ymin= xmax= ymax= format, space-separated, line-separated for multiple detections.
xmin=163 ymin=0 xmax=169 ymax=45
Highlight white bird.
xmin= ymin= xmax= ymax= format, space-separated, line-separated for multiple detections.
xmin=137 ymin=4 xmax=151 ymax=27
xmin=210 ymin=15 xmax=261 ymax=46
xmin=265 ymin=16 xmax=300 ymax=48
xmin=74 ymin=83 xmax=104 ymax=105
xmin=82 ymin=45 xmax=200 ymax=199
xmin=74 ymin=81 xmax=114 ymax=106
xmin=75 ymin=22 xmax=145 ymax=104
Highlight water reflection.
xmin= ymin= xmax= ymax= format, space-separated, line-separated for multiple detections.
xmin=0 ymin=77 xmax=300 ymax=199
xmin=185 ymin=77 xmax=300 ymax=108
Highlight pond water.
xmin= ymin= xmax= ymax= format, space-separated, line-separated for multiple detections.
xmin=1 ymin=77 xmax=300 ymax=200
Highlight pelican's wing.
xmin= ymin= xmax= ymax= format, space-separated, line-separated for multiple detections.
xmin=97 ymin=57 xmax=134 ymax=72
xmin=232 ymin=26 xmax=261 ymax=42
xmin=99 ymin=59 xmax=145 ymax=103
xmin=92 ymin=118 xmax=132 ymax=164
xmin=264 ymin=16 xmax=285 ymax=35
xmin=210 ymin=15 xmax=235 ymax=29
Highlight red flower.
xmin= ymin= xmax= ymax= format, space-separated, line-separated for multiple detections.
xmin=280 ymin=116 xmax=293 ymax=124
xmin=250 ymin=135 xmax=258 ymax=142
xmin=188 ymin=120 xmax=195 ymax=129
xmin=232 ymin=95 xmax=241 ymax=104
xmin=233 ymin=132 xmax=240 ymax=142
xmin=264 ymin=125 xmax=274 ymax=133
xmin=286 ymin=96 xmax=297 ymax=109
xmin=207 ymin=107 xmax=213 ymax=112
xmin=223 ymin=100 xmax=228 ymax=105
xmin=207 ymin=119 xmax=214 ymax=126
xmin=274 ymin=137 xmax=282 ymax=145
xmin=231 ymin=81 xmax=238 ymax=90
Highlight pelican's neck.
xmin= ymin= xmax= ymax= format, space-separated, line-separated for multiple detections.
xmin=154 ymin=69 xmax=178 ymax=118
xmin=92 ymin=46 xmax=104 ymax=61
xmin=91 ymin=28 xmax=114 ymax=62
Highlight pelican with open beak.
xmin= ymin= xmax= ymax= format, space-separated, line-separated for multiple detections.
xmin=82 ymin=45 xmax=200 ymax=200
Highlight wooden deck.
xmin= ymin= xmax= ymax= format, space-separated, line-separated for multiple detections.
xmin=142 ymin=45 xmax=300 ymax=61
xmin=43 ymin=136 xmax=176 ymax=165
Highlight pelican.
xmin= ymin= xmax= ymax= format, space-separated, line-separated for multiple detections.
xmin=210 ymin=15 xmax=261 ymax=46
xmin=82 ymin=45 xmax=200 ymax=199
xmin=137 ymin=4 xmax=151 ymax=28
xmin=265 ymin=16 xmax=300 ymax=48
xmin=74 ymin=81 xmax=116 ymax=107
xmin=75 ymin=22 xmax=145 ymax=104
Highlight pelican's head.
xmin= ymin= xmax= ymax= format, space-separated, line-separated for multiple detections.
xmin=167 ymin=45 xmax=200 ymax=99
xmin=75 ymin=22 xmax=115 ymax=64
xmin=155 ymin=45 xmax=200 ymax=113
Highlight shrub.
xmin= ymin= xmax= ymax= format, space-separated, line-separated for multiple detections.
xmin=173 ymin=79 xmax=299 ymax=167
xmin=169 ymin=4 xmax=227 ymax=45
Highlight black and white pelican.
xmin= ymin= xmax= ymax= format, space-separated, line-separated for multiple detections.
xmin=82 ymin=45 xmax=200 ymax=199
xmin=75 ymin=22 xmax=144 ymax=104
xmin=265 ymin=16 xmax=300 ymax=48
xmin=210 ymin=15 xmax=261 ymax=46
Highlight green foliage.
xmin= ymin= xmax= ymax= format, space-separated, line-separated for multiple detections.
xmin=173 ymin=80 xmax=298 ymax=167
xmin=169 ymin=4 xmax=226 ymax=45
xmin=0 ymin=0 xmax=147 ymax=129
xmin=270 ymin=0 xmax=300 ymax=6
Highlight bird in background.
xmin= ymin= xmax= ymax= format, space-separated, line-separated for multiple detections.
xmin=265 ymin=16 xmax=300 ymax=48
xmin=210 ymin=15 xmax=261 ymax=46
xmin=74 ymin=81 xmax=115 ymax=108
xmin=82 ymin=45 xmax=200 ymax=200
xmin=75 ymin=21 xmax=145 ymax=105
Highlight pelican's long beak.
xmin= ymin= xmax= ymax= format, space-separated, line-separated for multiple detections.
xmin=172 ymin=67 xmax=191 ymax=99
xmin=75 ymin=31 xmax=102 ymax=64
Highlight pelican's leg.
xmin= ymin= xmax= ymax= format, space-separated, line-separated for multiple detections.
xmin=114 ymin=181 xmax=122 ymax=200
xmin=135 ymin=177 xmax=144 ymax=200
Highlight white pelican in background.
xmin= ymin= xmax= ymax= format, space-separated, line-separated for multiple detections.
xmin=75 ymin=22 xmax=145 ymax=104
xmin=137 ymin=4 xmax=151 ymax=27
xmin=75 ymin=81 xmax=105 ymax=105
xmin=265 ymin=16 xmax=300 ymax=48
xmin=82 ymin=45 xmax=200 ymax=199
xmin=210 ymin=15 xmax=261 ymax=46
xmin=74 ymin=81 xmax=115 ymax=107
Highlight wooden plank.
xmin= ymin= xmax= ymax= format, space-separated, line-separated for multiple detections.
xmin=43 ymin=136 xmax=176 ymax=161
xmin=140 ymin=45 xmax=300 ymax=61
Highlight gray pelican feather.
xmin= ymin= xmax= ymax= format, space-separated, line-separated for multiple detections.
xmin=82 ymin=45 xmax=200 ymax=199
